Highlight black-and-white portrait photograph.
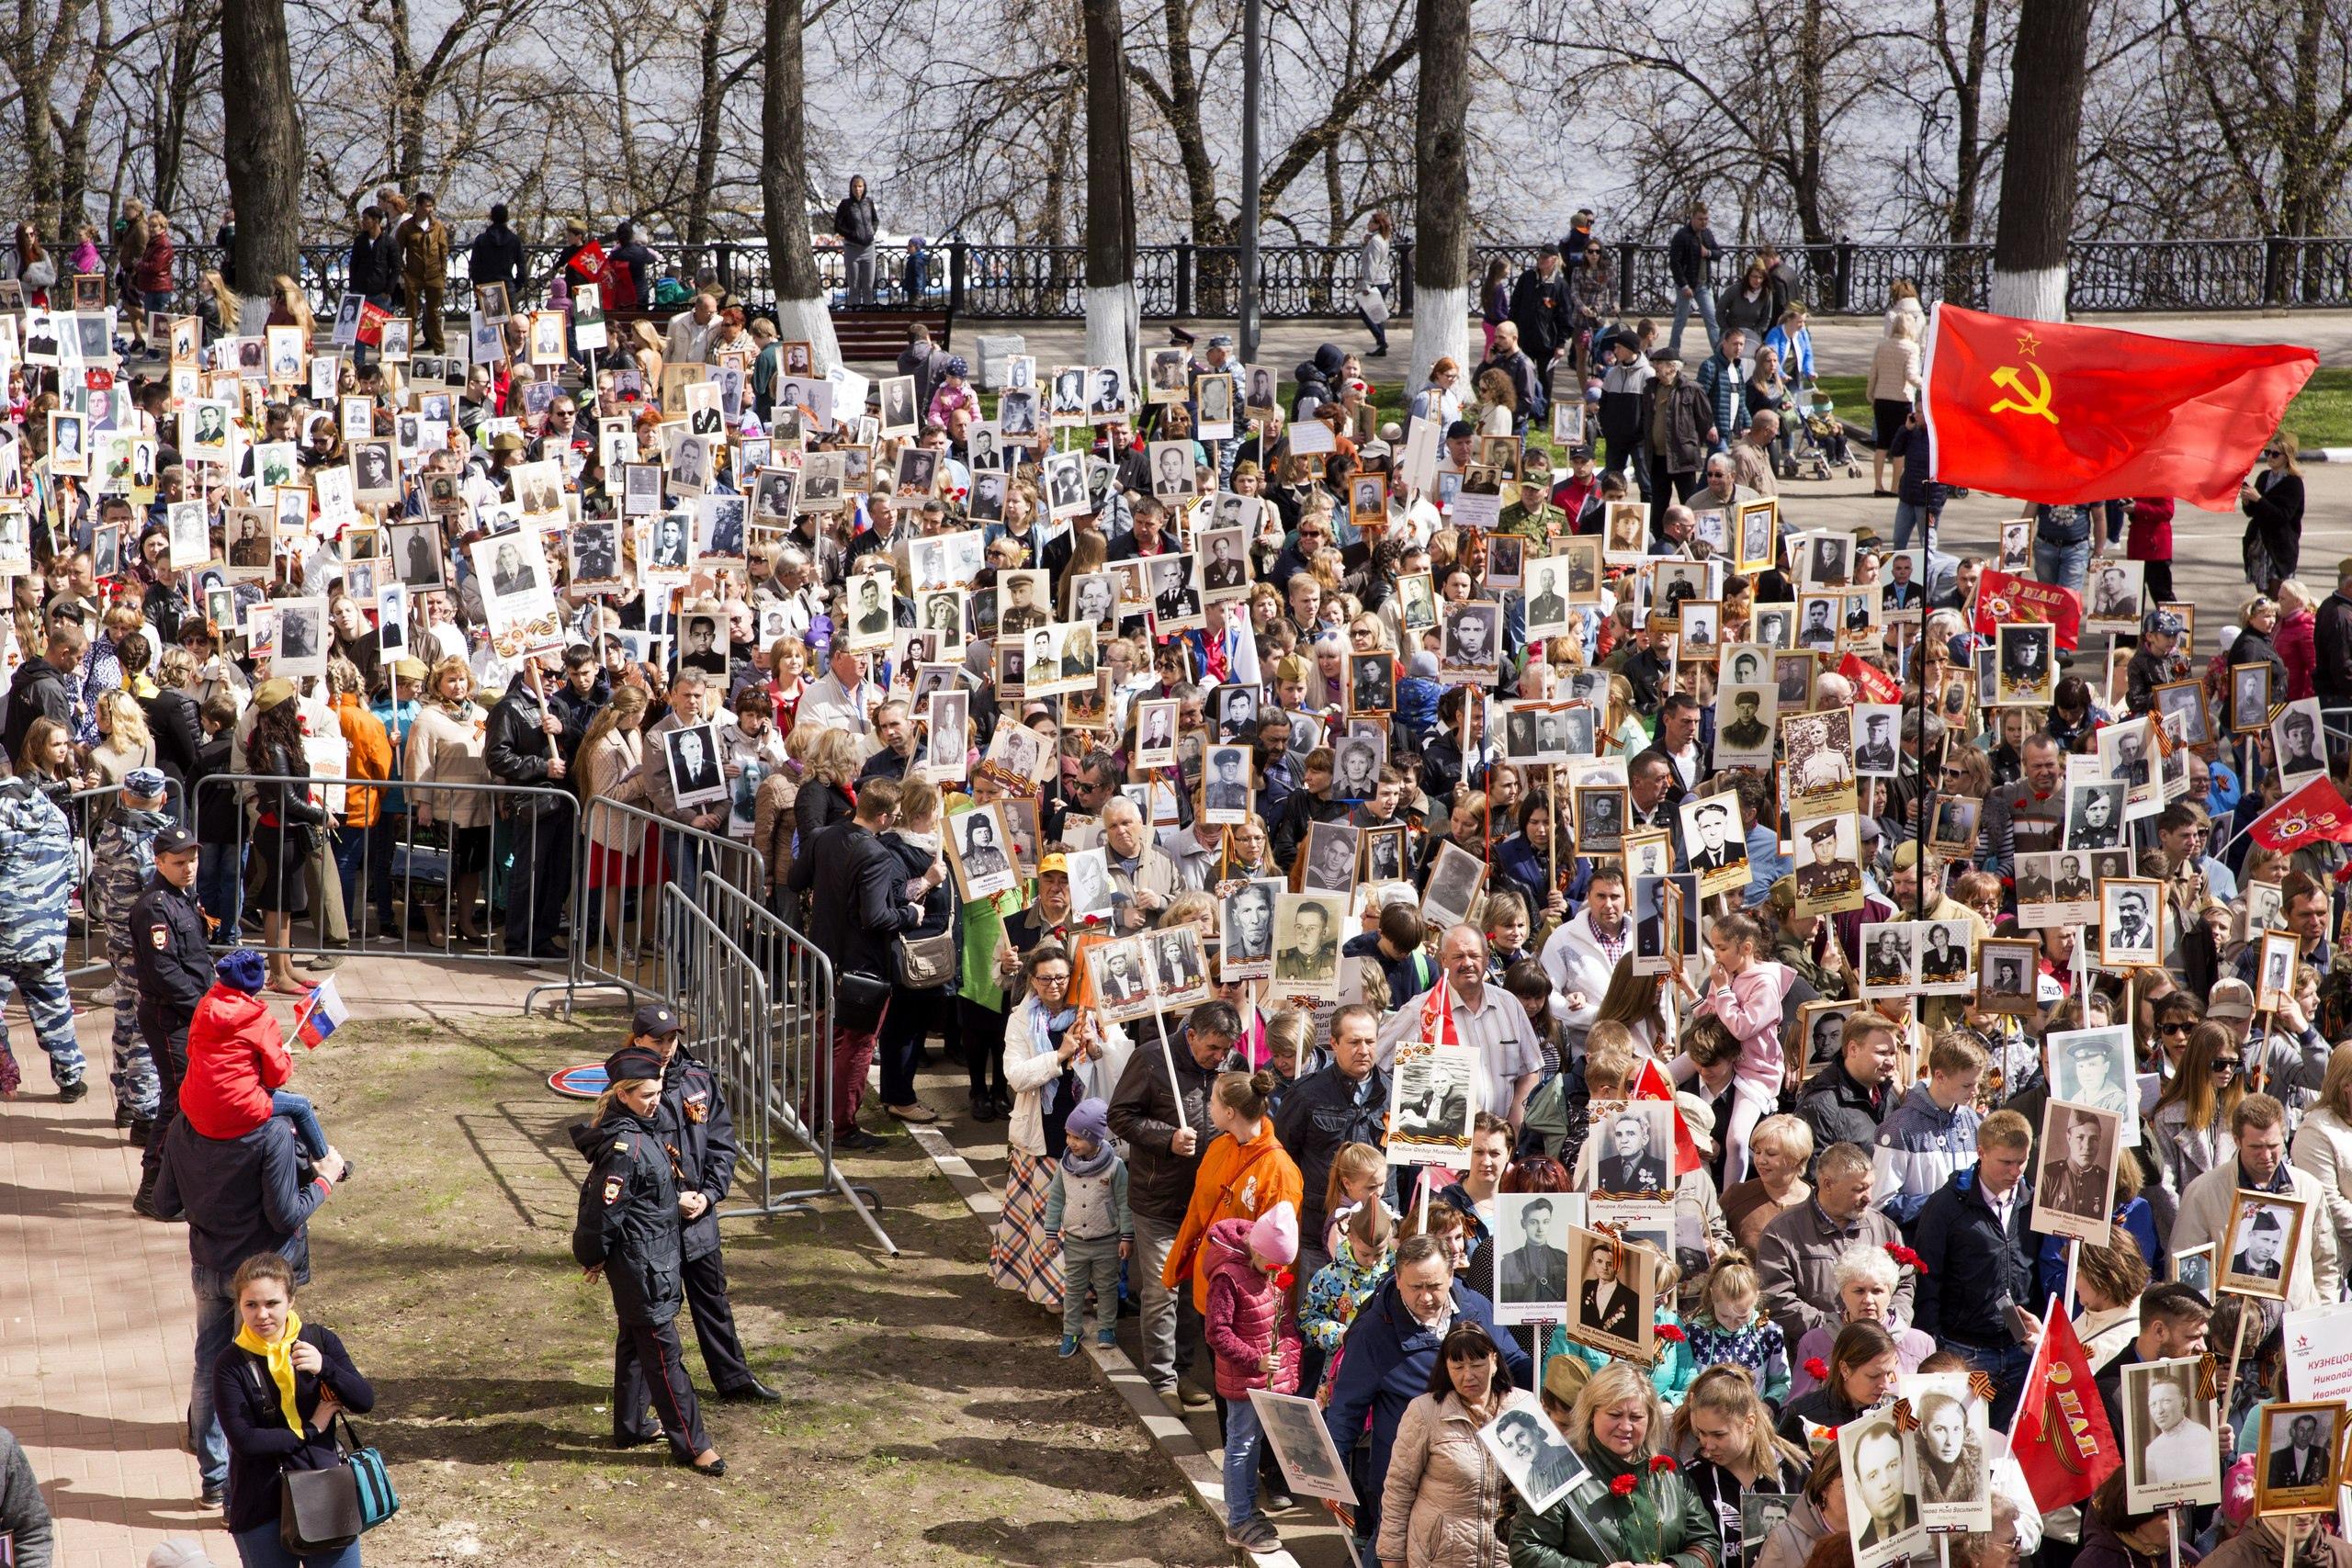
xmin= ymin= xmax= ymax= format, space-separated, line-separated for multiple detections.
xmin=1805 ymin=530 xmax=1853 ymax=589
xmin=1860 ymin=921 xmax=1918 ymax=997
xmin=1782 ymin=708 xmax=1857 ymax=811
xmin=387 ymin=521 xmax=445 ymax=591
xmin=2232 ymin=660 xmax=2274 ymax=734
xmin=946 ymin=801 xmax=1017 ymax=900
xmin=1631 ymin=869 xmax=1699 ymax=975
xmin=1385 ymin=1043 xmax=1478 ymax=1164
xmin=662 ymin=721 xmax=728 ymax=811
xmin=1249 ymin=1389 xmax=1358 ymax=1506
xmin=2255 ymin=1401 xmax=2342 ymax=1517
xmin=2064 ymin=780 xmax=2126 ymax=850
xmin=1576 ymin=786 xmax=1626 ymax=853
xmin=1215 ymin=684 xmax=1260 ymax=741
xmin=2031 ymin=1100 xmax=2120 ymax=1246
xmin=1219 ymin=879 xmax=1279 ymax=979
xmin=1087 ymin=363 xmax=1127 ymax=421
xmin=2120 ymin=1358 xmax=2221 ymax=1512
xmin=1585 ymin=1100 xmax=1673 ymax=1195
xmin=1976 ymin=937 xmax=2041 ymax=1016
xmin=1350 ymin=651 xmax=1395 ymax=716
xmin=2048 ymin=1022 xmax=2136 ymax=1126
xmin=1147 ymin=439 xmax=1196 ymax=501
xmin=1203 ymin=746 xmax=1253 ymax=824
xmin=1996 ymin=622 xmax=2056 ymax=705
xmin=1563 ymin=1227 xmax=1655 ymax=1363
xmin=1755 ymin=605 xmax=1794 ymax=653
xmin=1928 ymin=796 xmax=1981 ymax=860
xmin=1198 ymin=527 xmax=1250 ymax=600
xmin=878 ymin=374 xmax=920 ymax=435
xmin=1790 ymin=811 xmax=1861 ymax=914
xmin=1143 ymin=924 xmax=1210 ymax=1009
xmin=1063 ymin=845 xmax=1114 ymax=923
xmin=1901 ymin=1373 xmax=1990 ymax=1533
xmin=1134 ymin=698 xmax=1180 ymax=771
xmin=1300 ymin=820 xmax=1362 ymax=893
xmin=1147 ymin=552 xmax=1203 ymax=628
xmin=1085 ymin=935 xmax=1154 ymax=1020
xmin=2272 ymin=698 xmax=2328 ymax=785
xmin=1916 ymin=919 xmax=1971 ymax=992
xmin=1491 ymin=1190 xmax=1573 ymax=1325
xmin=1421 ymin=840 xmax=1488 ymax=931
xmin=2098 ymin=877 xmax=2162 ymax=967
xmin=2085 ymin=558 xmax=2145 ymax=629
xmin=1441 ymin=602 xmax=1501 ymax=678
xmin=350 ymin=437 xmax=398 ymax=501
xmin=1841 ymin=1412 xmax=1920 ymax=1568
xmin=1852 ymin=705 xmax=1901 ymax=776
xmin=798 ymin=451 xmax=846 ymax=511
xmin=1361 ymin=823 xmax=1408 ymax=884
xmin=2224 ymin=1190 xmax=2308 ymax=1304
xmin=275 ymin=596 xmax=328 ymax=677
xmin=1521 ymin=558 xmax=1575 ymax=642
xmin=1478 ymin=1404 xmax=1587 ymax=1513
xmin=1272 ymin=889 xmax=1346 ymax=999
xmin=1331 ymin=733 xmax=1383 ymax=802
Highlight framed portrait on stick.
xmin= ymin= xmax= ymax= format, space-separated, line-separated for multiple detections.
xmin=2252 ymin=1399 xmax=2344 ymax=1517
xmin=2030 ymin=1100 xmax=2120 ymax=1246
xmin=1899 ymin=1371 xmax=1991 ymax=1533
xmin=2222 ymin=1189 xmax=2308 ymax=1303
xmin=1478 ymin=1404 xmax=1589 ymax=1515
xmin=1563 ymin=1227 xmax=1656 ymax=1364
xmin=1385 ymin=1043 xmax=1479 ymax=1166
xmin=1840 ymin=1407 xmax=1923 ymax=1568
xmin=2120 ymin=1357 xmax=2222 ymax=1513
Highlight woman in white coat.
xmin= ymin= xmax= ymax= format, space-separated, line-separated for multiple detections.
xmin=988 ymin=942 xmax=1132 ymax=1308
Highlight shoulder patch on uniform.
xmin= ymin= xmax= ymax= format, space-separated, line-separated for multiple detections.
xmin=612 ymin=1138 xmax=629 ymax=1156
xmin=151 ymin=924 xmax=169 ymax=948
xmin=602 ymin=1174 xmax=624 ymax=1204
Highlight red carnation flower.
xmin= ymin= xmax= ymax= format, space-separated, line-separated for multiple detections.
xmin=1805 ymin=1357 xmax=1830 ymax=1382
xmin=1650 ymin=1454 xmax=1677 ymax=1473
xmin=1273 ymin=1269 xmax=1296 ymax=1292
xmin=1610 ymin=1473 xmax=1638 ymax=1496
xmin=1656 ymin=1325 xmax=1686 ymax=1343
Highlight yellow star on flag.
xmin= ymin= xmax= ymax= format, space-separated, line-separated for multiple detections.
xmin=2016 ymin=331 xmax=2041 ymax=357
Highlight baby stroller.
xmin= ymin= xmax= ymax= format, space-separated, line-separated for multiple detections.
xmin=1791 ymin=387 xmax=1861 ymax=480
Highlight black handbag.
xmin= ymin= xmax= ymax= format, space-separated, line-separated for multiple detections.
xmin=278 ymin=1450 xmax=363 ymax=1555
xmin=834 ymin=969 xmax=893 ymax=1033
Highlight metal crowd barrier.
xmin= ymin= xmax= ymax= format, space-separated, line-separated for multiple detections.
xmin=65 ymin=779 xmax=187 ymax=985
xmin=664 ymin=879 xmax=894 ymax=1253
xmin=565 ymin=796 xmax=765 ymax=1008
xmin=188 ymin=773 xmax=582 ymax=983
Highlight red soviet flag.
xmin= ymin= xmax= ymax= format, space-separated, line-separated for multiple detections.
xmin=1970 ymin=568 xmax=2083 ymax=651
xmin=2249 ymin=775 xmax=2352 ymax=852
xmin=2009 ymin=1296 xmax=2120 ymax=1511
xmin=1921 ymin=304 xmax=2316 ymax=509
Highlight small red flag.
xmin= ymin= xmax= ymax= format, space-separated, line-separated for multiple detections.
xmin=1838 ymin=653 xmax=1901 ymax=705
xmin=2009 ymin=1297 xmax=2120 ymax=1511
xmin=1922 ymin=304 xmax=2316 ymax=511
xmin=1971 ymin=568 xmax=2083 ymax=652
xmin=1629 ymin=1056 xmax=1702 ymax=1178
xmin=2249 ymin=775 xmax=2352 ymax=852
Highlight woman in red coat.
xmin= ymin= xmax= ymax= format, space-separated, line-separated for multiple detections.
xmin=2125 ymin=494 xmax=2176 ymax=605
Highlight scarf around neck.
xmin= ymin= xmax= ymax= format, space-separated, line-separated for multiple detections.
xmin=234 ymin=1310 xmax=308 ymax=1433
xmin=1031 ymin=1003 xmax=1079 ymax=1116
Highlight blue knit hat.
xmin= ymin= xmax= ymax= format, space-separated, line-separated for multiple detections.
xmin=1063 ymin=1096 xmax=1112 ymax=1146
xmin=215 ymin=948 xmax=267 ymax=993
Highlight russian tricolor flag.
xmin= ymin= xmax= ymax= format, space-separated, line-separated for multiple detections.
xmin=295 ymin=977 xmax=351 ymax=1050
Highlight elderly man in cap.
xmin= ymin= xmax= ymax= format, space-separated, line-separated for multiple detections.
xmin=93 ymin=767 xmax=179 ymax=1136
xmin=130 ymin=823 xmax=210 ymax=1215
xmin=629 ymin=1001 xmax=779 ymax=1407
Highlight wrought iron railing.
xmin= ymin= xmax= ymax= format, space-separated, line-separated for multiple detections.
xmin=120 ymin=232 xmax=2352 ymax=321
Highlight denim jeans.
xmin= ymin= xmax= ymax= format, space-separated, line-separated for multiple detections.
xmin=198 ymin=840 xmax=244 ymax=935
xmin=1951 ymin=1337 xmax=2036 ymax=1429
xmin=1668 ymin=286 xmax=1719 ymax=358
xmin=2034 ymin=535 xmax=2091 ymax=599
xmin=271 ymin=1091 xmax=330 ymax=1160
xmin=330 ymin=823 xmax=368 ymax=931
xmin=1222 ymin=1390 xmax=1265 ymax=1526
xmin=232 ymin=1520 xmax=363 ymax=1568
xmin=1893 ymin=500 xmax=1941 ymax=552
xmin=189 ymin=1263 xmax=239 ymax=1487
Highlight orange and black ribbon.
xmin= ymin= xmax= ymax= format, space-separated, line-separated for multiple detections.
xmin=1891 ymin=1398 xmax=1919 ymax=1432
xmin=2197 ymin=1353 xmax=2220 ymax=1403
xmin=1968 ymin=1371 xmax=1997 ymax=1404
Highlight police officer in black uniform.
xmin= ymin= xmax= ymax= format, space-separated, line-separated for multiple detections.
xmin=634 ymin=1003 xmax=778 ymax=1404
xmin=571 ymin=1043 xmax=726 ymax=1476
xmin=130 ymin=824 xmax=211 ymax=1218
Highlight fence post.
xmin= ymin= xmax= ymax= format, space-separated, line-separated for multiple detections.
xmin=1618 ymin=241 xmax=1637 ymax=313
xmin=2265 ymin=234 xmax=2292 ymax=307
xmin=1396 ymin=237 xmax=1414 ymax=315
xmin=1835 ymin=240 xmax=1855 ymax=315
xmin=716 ymin=241 xmax=738 ymax=297
xmin=949 ymin=240 xmax=967 ymax=315
xmin=1173 ymin=237 xmax=1193 ymax=319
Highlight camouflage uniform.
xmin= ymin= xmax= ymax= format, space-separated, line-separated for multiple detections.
xmin=0 ymin=775 xmax=84 ymax=1092
xmin=91 ymin=804 xmax=172 ymax=1120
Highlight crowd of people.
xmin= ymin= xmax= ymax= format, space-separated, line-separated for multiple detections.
xmin=0 ymin=184 xmax=2341 ymax=1568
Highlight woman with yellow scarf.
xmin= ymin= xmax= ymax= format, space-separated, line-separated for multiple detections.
xmin=212 ymin=1252 xmax=376 ymax=1566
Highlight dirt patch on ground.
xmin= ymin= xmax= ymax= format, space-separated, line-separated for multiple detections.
xmin=293 ymin=1011 xmax=1232 ymax=1567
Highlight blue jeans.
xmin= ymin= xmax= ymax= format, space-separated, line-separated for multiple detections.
xmin=1222 ymin=1390 xmax=1264 ymax=1526
xmin=2034 ymin=536 xmax=2090 ymax=599
xmin=1893 ymin=500 xmax=1941 ymax=552
xmin=189 ymin=1263 xmax=239 ymax=1487
xmin=199 ymin=840 xmax=244 ymax=936
xmin=1951 ymin=1337 xmax=2036 ymax=1430
xmin=141 ymin=288 xmax=173 ymax=316
xmin=1668 ymin=286 xmax=1718 ymax=357
xmin=232 ymin=1520 xmax=363 ymax=1568
xmin=273 ymin=1091 xmax=330 ymax=1160
xmin=330 ymin=824 xmax=368 ymax=931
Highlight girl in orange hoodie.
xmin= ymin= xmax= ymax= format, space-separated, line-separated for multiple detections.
xmin=1162 ymin=1069 xmax=1305 ymax=1314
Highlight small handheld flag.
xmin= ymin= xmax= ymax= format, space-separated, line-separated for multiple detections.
xmin=294 ymin=976 xmax=350 ymax=1050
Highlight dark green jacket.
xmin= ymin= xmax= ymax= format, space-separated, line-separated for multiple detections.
xmin=1510 ymin=1447 xmax=1720 ymax=1568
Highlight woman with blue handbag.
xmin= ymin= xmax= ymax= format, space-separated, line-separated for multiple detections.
xmin=214 ymin=1252 xmax=380 ymax=1567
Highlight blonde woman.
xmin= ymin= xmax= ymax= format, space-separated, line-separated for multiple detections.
xmin=579 ymin=686 xmax=655 ymax=964
xmin=403 ymin=654 xmax=492 ymax=946
xmin=792 ymin=726 xmax=863 ymax=849
xmin=90 ymin=689 xmax=156 ymax=789
xmin=1602 ymin=672 xmax=1648 ymax=757
xmin=1867 ymin=310 xmax=1923 ymax=495
xmin=2294 ymin=1042 xmax=2352 ymax=1268
xmin=1515 ymin=1357 xmax=1716 ymax=1566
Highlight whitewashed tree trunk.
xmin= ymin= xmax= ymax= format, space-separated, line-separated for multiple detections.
xmin=1408 ymin=283 xmax=1467 ymax=404
xmin=1084 ymin=285 xmax=1136 ymax=378
xmin=771 ymin=296 xmax=840 ymax=371
xmin=1408 ymin=0 xmax=1471 ymax=398
xmin=1989 ymin=267 xmax=2068 ymax=324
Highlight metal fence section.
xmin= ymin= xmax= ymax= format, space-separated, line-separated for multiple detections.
xmin=565 ymin=796 xmax=765 ymax=1009
xmin=678 ymin=874 xmax=893 ymax=1252
xmin=62 ymin=780 xmax=183 ymax=985
xmin=187 ymin=773 xmax=582 ymax=993
xmin=122 ymin=232 xmax=2352 ymax=322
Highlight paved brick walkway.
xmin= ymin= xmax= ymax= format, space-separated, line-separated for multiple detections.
xmin=0 ymin=954 xmax=567 ymax=1568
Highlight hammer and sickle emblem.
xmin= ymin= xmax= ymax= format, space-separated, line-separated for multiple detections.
xmin=1990 ymin=363 xmax=2058 ymax=423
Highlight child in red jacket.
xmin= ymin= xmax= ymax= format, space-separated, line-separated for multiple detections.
xmin=1204 ymin=1201 xmax=1303 ymax=1554
xmin=180 ymin=948 xmax=336 ymax=1168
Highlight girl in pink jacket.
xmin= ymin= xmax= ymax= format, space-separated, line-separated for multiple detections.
xmin=1204 ymin=1201 xmax=1303 ymax=1554
xmin=1679 ymin=911 xmax=1792 ymax=1184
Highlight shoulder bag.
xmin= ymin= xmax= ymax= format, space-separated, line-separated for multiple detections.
xmin=894 ymin=931 xmax=956 ymax=990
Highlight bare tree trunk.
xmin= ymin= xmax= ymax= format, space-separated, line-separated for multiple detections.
xmin=1990 ymin=0 xmax=2090 ymax=320
xmin=1408 ymin=0 xmax=1466 ymax=392
xmin=686 ymin=0 xmax=729 ymax=253
xmin=1081 ymin=0 xmax=1136 ymax=374
xmin=221 ymin=0 xmax=303 ymax=311
xmin=761 ymin=0 xmax=837 ymax=367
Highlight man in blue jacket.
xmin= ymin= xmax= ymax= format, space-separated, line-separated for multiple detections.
xmin=151 ymin=1028 xmax=347 ymax=1507
xmin=1325 ymin=1234 xmax=1532 ymax=1551
xmin=1912 ymin=1109 xmax=2041 ymax=1428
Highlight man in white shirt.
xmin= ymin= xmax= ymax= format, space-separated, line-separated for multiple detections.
xmin=797 ymin=645 xmax=884 ymax=744
xmin=666 ymin=290 xmax=723 ymax=366
xmin=1374 ymin=925 xmax=1543 ymax=1129
xmin=2138 ymin=1377 xmax=2213 ymax=1485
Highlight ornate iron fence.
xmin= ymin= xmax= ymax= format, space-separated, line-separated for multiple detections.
xmin=138 ymin=233 xmax=2352 ymax=320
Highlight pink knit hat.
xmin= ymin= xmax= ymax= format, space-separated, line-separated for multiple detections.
xmin=1250 ymin=1201 xmax=1300 ymax=1266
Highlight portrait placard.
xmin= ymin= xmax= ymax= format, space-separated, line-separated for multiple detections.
xmin=1271 ymin=889 xmax=1345 ymax=1000
xmin=2223 ymin=1188 xmax=2310 ymax=1303
xmin=945 ymin=801 xmax=1018 ymax=901
xmin=1249 ymin=1389 xmax=1358 ymax=1506
xmin=2031 ymin=1100 xmax=2120 ymax=1246
xmin=1219 ymin=879 xmax=1281 ymax=980
xmin=1841 ymin=1409 xmax=1923 ymax=1568
xmin=1563 ymin=1226 xmax=1657 ymax=1364
xmin=1385 ymin=1042 xmax=1479 ymax=1165
xmin=1478 ymin=1403 xmax=1589 ymax=1515
xmin=1900 ymin=1371 xmax=1990 ymax=1533
xmin=2120 ymin=1357 xmax=2222 ymax=1512
xmin=2253 ymin=1399 xmax=2343 ymax=1516
xmin=1491 ymin=1191 xmax=1574 ymax=1325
